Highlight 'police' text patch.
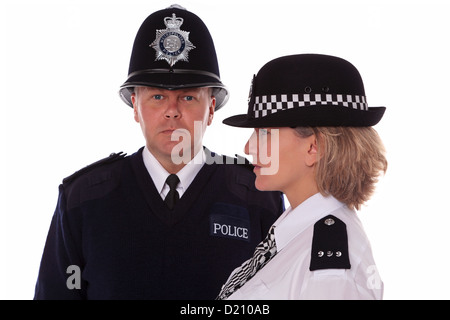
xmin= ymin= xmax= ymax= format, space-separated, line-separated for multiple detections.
xmin=209 ymin=203 xmax=250 ymax=242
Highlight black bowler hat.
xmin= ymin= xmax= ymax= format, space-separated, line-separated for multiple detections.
xmin=223 ymin=54 xmax=385 ymax=127
xmin=119 ymin=5 xmax=228 ymax=110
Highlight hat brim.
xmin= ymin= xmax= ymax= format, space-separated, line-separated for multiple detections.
xmin=119 ymin=71 xmax=229 ymax=111
xmin=223 ymin=105 xmax=386 ymax=128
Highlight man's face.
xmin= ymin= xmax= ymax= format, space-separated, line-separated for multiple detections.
xmin=132 ymin=87 xmax=215 ymax=165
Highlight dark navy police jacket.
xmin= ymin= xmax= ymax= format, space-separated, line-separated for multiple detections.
xmin=34 ymin=147 xmax=284 ymax=299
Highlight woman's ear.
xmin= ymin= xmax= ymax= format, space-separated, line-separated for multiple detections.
xmin=305 ymin=135 xmax=319 ymax=167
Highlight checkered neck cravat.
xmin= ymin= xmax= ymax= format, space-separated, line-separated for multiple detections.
xmin=164 ymin=174 xmax=180 ymax=210
xmin=216 ymin=225 xmax=277 ymax=300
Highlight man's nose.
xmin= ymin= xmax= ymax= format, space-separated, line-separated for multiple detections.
xmin=164 ymin=99 xmax=181 ymax=119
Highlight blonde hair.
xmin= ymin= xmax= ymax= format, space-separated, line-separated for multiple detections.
xmin=294 ymin=127 xmax=388 ymax=210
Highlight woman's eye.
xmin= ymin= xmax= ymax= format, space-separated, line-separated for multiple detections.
xmin=259 ymin=129 xmax=269 ymax=135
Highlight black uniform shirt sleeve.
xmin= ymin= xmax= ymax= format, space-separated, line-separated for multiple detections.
xmin=34 ymin=152 xmax=125 ymax=300
xmin=34 ymin=184 xmax=86 ymax=299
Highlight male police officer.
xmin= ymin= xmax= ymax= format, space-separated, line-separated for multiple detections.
xmin=34 ymin=5 xmax=283 ymax=299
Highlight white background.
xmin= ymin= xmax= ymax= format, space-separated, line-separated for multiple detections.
xmin=1 ymin=0 xmax=449 ymax=300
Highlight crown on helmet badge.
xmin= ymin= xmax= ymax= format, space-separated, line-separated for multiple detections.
xmin=150 ymin=13 xmax=196 ymax=67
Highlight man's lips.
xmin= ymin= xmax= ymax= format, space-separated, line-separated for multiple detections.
xmin=161 ymin=128 xmax=184 ymax=135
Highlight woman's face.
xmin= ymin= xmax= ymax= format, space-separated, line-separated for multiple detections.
xmin=244 ymin=127 xmax=318 ymax=205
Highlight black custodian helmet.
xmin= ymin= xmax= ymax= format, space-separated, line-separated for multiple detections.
xmin=119 ymin=4 xmax=229 ymax=111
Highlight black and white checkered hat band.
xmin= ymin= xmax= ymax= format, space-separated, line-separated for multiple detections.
xmin=253 ymin=93 xmax=368 ymax=118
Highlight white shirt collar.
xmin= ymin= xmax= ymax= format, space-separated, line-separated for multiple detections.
xmin=273 ymin=193 xmax=346 ymax=251
xmin=142 ymin=146 xmax=206 ymax=199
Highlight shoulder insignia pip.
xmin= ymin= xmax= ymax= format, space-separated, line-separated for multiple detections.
xmin=309 ymin=215 xmax=351 ymax=271
xmin=62 ymin=152 xmax=127 ymax=184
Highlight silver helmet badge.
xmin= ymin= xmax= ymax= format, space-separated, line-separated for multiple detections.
xmin=150 ymin=13 xmax=196 ymax=67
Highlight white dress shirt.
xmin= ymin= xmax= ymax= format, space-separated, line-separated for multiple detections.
xmin=226 ymin=193 xmax=383 ymax=300
xmin=142 ymin=146 xmax=205 ymax=200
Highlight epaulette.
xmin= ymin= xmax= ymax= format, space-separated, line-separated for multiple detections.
xmin=309 ymin=215 xmax=351 ymax=271
xmin=62 ymin=152 xmax=127 ymax=185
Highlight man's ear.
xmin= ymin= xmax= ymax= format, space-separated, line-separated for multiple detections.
xmin=207 ymin=96 xmax=216 ymax=126
xmin=131 ymin=93 xmax=139 ymax=123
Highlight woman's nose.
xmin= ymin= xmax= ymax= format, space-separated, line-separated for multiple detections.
xmin=244 ymin=131 xmax=258 ymax=159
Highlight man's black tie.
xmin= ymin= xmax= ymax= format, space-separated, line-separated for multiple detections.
xmin=164 ymin=174 xmax=180 ymax=210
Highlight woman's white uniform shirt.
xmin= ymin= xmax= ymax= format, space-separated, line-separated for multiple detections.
xmin=227 ymin=193 xmax=383 ymax=300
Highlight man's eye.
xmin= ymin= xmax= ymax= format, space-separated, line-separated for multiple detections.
xmin=153 ymin=95 xmax=163 ymax=100
xmin=184 ymin=96 xmax=194 ymax=101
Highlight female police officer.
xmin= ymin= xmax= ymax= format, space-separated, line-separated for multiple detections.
xmin=217 ymin=54 xmax=387 ymax=300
